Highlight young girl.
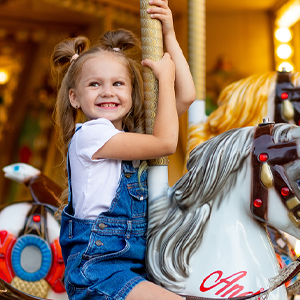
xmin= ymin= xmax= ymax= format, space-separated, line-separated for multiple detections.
xmin=51 ymin=1 xmax=195 ymax=300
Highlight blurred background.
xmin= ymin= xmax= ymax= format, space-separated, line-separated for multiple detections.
xmin=0 ymin=0 xmax=297 ymax=204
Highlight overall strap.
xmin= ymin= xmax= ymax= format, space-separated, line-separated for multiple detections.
xmin=67 ymin=125 xmax=82 ymax=206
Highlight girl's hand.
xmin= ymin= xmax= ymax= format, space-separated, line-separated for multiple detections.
xmin=147 ymin=0 xmax=175 ymax=38
xmin=142 ymin=53 xmax=175 ymax=82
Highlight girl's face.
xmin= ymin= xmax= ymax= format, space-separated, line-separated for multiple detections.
xmin=69 ymin=52 xmax=132 ymax=130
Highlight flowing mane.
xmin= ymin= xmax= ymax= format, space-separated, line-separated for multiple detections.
xmin=147 ymin=123 xmax=299 ymax=290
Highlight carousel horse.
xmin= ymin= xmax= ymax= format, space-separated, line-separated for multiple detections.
xmin=185 ymin=71 xmax=300 ymax=291
xmin=0 ymin=163 xmax=67 ymax=299
xmin=186 ymin=71 xmax=300 ymax=156
xmin=147 ymin=122 xmax=300 ymax=300
xmin=2 ymin=124 xmax=300 ymax=300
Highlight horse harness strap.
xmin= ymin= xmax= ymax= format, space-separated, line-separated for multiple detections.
xmin=251 ymin=121 xmax=300 ymax=227
xmin=180 ymin=256 xmax=300 ymax=300
xmin=275 ymin=70 xmax=300 ymax=125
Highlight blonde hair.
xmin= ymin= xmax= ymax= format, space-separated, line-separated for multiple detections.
xmin=185 ymin=71 xmax=300 ymax=168
xmin=51 ymin=29 xmax=146 ymax=208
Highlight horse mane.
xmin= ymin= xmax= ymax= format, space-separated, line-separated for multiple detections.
xmin=186 ymin=71 xmax=300 ymax=162
xmin=147 ymin=123 xmax=299 ymax=290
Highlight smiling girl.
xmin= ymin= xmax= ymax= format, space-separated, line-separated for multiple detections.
xmin=51 ymin=2 xmax=195 ymax=300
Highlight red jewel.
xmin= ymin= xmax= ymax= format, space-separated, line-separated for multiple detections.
xmin=33 ymin=215 xmax=41 ymax=222
xmin=254 ymin=199 xmax=263 ymax=208
xmin=281 ymin=92 xmax=289 ymax=100
xmin=259 ymin=153 xmax=268 ymax=162
xmin=291 ymin=249 xmax=296 ymax=256
xmin=281 ymin=187 xmax=290 ymax=197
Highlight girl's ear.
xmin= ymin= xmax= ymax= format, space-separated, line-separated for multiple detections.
xmin=69 ymin=89 xmax=80 ymax=109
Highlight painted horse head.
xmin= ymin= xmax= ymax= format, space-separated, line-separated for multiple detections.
xmin=147 ymin=123 xmax=300 ymax=299
xmin=186 ymin=71 xmax=300 ymax=157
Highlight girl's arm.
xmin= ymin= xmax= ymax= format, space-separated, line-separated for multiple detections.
xmin=147 ymin=0 xmax=196 ymax=117
xmin=92 ymin=53 xmax=178 ymax=161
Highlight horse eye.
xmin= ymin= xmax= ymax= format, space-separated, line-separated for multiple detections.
xmin=297 ymin=179 xmax=300 ymax=188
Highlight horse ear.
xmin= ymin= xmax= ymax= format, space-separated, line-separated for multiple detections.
xmin=261 ymin=163 xmax=273 ymax=188
xmin=291 ymin=127 xmax=300 ymax=140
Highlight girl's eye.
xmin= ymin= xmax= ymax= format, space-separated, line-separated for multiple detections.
xmin=90 ymin=82 xmax=99 ymax=87
xmin=113 ymin=82 xmax=123 ymax=86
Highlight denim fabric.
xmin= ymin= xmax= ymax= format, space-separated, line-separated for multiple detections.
xmin=60 ymin=130 xmax=148 ymax=300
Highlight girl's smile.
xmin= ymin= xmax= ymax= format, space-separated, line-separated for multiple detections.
xmin=97 ymin=103 xmax=119 ymax=108
xmin=69 ymin=52 xmax=132 ymax=130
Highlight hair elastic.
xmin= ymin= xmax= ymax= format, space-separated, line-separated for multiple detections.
xmin=112 ymin=48 xmax=121 ymax=52
xmin=70 ymin=54 xmax=79 ymax=63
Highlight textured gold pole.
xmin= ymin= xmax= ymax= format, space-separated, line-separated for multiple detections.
xmin=189 ymin=0 xmax=205 ymax=100
xmin=140 ymin=0 xmax=168 ymax=166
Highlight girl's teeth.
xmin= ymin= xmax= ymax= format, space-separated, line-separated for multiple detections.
xmin=100 ymin=104 xmax=116 ymax=107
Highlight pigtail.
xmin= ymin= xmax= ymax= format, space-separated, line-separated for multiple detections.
xmin=51 ymin=36 xmax=90 ymax=155
xmin=51 ymin=36 xmax=89 ymax=90
xmin=50 ymin=36 xmax=90 ymax=210
xmin=98 ymin=29 xmax=142 ymax=62
xmin=97 ymin=29 xmax=145 ymax=135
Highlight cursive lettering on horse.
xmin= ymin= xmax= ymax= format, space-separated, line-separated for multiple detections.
xmin=200 ymin=270 xmax=263 ymax=298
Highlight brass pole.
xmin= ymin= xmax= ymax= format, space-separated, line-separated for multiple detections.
xmin=140 ymin=0 xmax=168 ymax=166
xmin=189 ymin=0 xmax=206 ymax=101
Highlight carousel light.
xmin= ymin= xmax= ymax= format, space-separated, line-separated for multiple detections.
xmin=275 ymin=28 xmax=293 ymax=43
xmin=278 ymin=62 xmax=294 ymax=72
xmin=276 ymin=1 xmax=300 ymax=28
xmin=276 ymin=44 xmax=293 ymax=59
xmin=0 ymin=70 xmax=9 ymax=85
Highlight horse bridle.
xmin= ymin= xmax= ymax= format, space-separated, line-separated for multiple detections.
xmin=275 ymin=70 xmax=300 ymax=125
xmin=251 ymin=120 xmax=300 ymax=227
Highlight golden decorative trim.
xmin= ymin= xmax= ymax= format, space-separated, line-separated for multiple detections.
xmin=12 ymin=277 xmax=49 ymax=298
xmin=148 ymin=157 xmax=169 ymax=166
xmin=260 ymin=163 xmax=273 ymax=188
xmin=283 ymin=100 xmax=294 ymax=120
xmin=286 ymin=197 xmax=300 ymax=210
xmin=289 ymin=212 xmax=300 ymax=227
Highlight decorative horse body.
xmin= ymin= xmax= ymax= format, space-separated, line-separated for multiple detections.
xmin=147 ymin=122 xmax=300 ymax=299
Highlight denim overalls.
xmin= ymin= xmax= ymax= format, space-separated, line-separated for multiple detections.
xmin=60 ymin=127 xmax=148 ymax=300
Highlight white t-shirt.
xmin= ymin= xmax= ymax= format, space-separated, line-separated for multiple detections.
xmin=69 ymin=118 xmax=121 ymax=219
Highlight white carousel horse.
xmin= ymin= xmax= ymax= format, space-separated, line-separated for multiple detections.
xmin=0 ymin=163 xmax=67 ymax=299
xmin=0 ymin=201 xmax=67 ymax=299
xmin=147 ymin=122 xmax=300 ymax=300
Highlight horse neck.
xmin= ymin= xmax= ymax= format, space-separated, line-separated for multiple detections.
xmin=186 ymin=159 xmax=281 ymax=295
xmin=203 ymin=159 xmax=270 ymax=254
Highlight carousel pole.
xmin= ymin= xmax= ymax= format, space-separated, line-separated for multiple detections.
xmin=140 ymin=0 xmax=169 ymax=202
xmin=188 ymin=0 xmax=206 ymax=125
